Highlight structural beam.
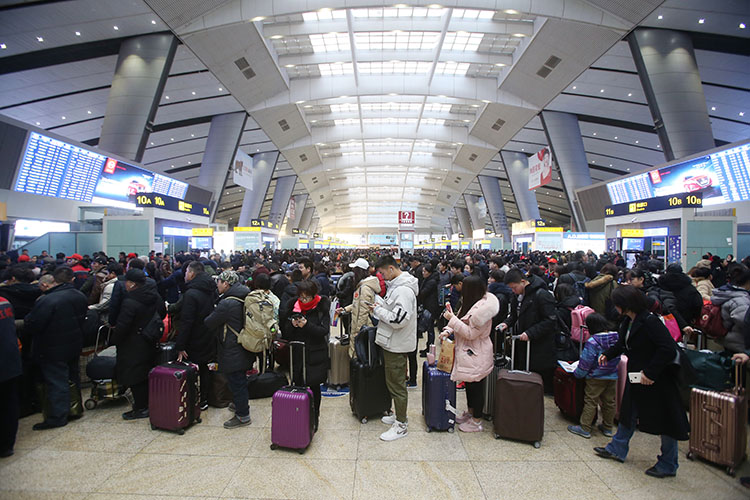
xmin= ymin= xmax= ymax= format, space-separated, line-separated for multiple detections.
xmin=500 ymin=150 xmax=540 ymax=222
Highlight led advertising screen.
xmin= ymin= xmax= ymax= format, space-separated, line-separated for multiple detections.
xmin=93 ymin=158 xmax=155 ymax=203
xmin=622 ymin=238 xmax=645 ymax=251
xmin=14 ymin=131 xmax=104 ymax=202
xmin=606 ymin=142 xmax=750 ymax=207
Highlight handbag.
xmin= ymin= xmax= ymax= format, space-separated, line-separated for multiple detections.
xmin=660 ymin=314 xmax=681 ymax=342
xmin=436 ymin=339 xmax=455 ymax=373
xmin=682 ymin=348 xmax=733 ymax=391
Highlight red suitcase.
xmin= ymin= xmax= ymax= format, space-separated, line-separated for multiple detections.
xmin=554 ymin=332 xmax=585 ymax=421
xmin=493 ymin=336 xmax=544 ymax=447
xmin=271 ymin=341 xmax=314 ymax=453
xmin=148 ymin=361 xmax=202 ymax=435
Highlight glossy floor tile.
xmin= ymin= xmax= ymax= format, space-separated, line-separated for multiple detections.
xmin=3 ymin=335 xmax=749 ymax=499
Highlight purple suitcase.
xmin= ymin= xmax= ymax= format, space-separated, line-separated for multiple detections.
xmin=271 ymin=341 xmax=314 ymax=453
xmin=148 ymin=361 xmax=202 ymax=435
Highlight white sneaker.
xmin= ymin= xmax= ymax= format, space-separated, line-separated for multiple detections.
xmin=380 ymin=421 xmax=408 ymax=441
xmin=381 ymin=414 xmax=396 ymax=425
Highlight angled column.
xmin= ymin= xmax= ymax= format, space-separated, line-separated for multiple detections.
xmin=500 ymin=151 xmax=541 ymax=222
xmin=286 ymin=194 xmax=308 ymax=234
xmin=478 ymin=175 xmax=511 ymax=242
xmin=540 ymin=111 xmax=592 ymax=231
xmin=455 ymin=207 xmax=473 ymax=237
xmin=197 ymin=112 xmax=247 ymax=222
xmin=238 ymin=151 xmax=279 ymax=227
xmin=298 ymin=207 xmax=314 ymax=233
xmin=463 ymin=194 xmax=487 ymax=234
xmin=99 ymin=33 xmax=178 ymax=162
xmin=448 ymin=217 xmax=459 ymax=236
xmin=268 ymin=175 xmax=296 ymax=228
xmin=628 ymin=28 xmax=714 ymax=160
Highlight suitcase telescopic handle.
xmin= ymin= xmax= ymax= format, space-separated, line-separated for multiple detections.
xmin=510 ymin=335 xmax=531 ymax=373
xmin=289 ymin=340 xmax=306 ymax=386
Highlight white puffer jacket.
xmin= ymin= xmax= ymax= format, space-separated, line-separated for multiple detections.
xmin=373 ymin=272 xmax=419 ymax=353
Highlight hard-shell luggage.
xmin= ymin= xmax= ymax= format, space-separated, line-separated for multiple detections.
xmin=687 ymin=364 xmax=747 ymax=476
xmin=553 ymin=331 xmax=585 ymax=420
xmin=271 ymin=341 xmax=314 ymax=453
xmin=493 ymin=336 xmax=544 ymax=447
xmin=148 ymin=361 xmax=202 ymax=435
xmin=350 ymin=326 xmax=390 ymax=423
xmin=327 ymin=321 xmax=350 ymax=388
xmin=422 ymin=360 xmax=456 ymax=432
xmin=482 ymin=328 xmax=510 ymax=420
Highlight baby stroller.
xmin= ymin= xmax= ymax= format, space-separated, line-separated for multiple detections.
xmin=84 ymin=325 xmax=130 ymax=409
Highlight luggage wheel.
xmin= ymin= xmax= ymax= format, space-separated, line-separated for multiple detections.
xmin=196 ymin=417 xmax=202 ymax=424
xmin=298 ymin=448 xmax=305 ymax=455
xmin=150 ymin=424 xmax=156 ymax=431
xmin=426 ymin=427 xmax=432 ymax=433
xmin=686 ymin=452 xmax=694 ymax=460
xmin=727 ymin=467 xmax=736 ymax=477
xmin=533 ymin=441 xmax=541 ymax=449
xmin=84 ymin=399 xmax=97 ymax=410
xmin=494 ymin=433 xmax=500 ymax=440
xmin=447 ymin=427 xmax=454 ymax=433
xmin=361 ymin=417 xmax=368 ymax=424
xmin=270 ymin=444 xmax=278 ymax=450
xmin=177 ymin=429 xmax=185 ymax=435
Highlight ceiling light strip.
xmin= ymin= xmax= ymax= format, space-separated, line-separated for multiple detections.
xmin=427 ymin=8 xmax=454 ymax=87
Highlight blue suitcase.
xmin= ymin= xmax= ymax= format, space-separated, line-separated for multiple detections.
xmin=422 ymin=361 xmax=457 ymax=432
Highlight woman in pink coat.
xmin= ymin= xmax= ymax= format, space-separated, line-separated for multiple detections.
xmin=440 ymin=275 xmax=499 ymax=432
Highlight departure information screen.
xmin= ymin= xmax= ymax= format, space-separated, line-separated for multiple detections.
xmin=14 ymin=132 xmax=104 ymax=202
xmin=14 ymin=131 xmax=190 ymax=204
xmin=606 ymin=142 xmax=750 ymax=207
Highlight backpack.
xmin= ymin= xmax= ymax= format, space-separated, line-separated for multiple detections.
xmin=137 ymin=312 xmax=164 ymax=344
xmin=574 ymin=277 xmax=591 ymax=306
xmin=226 ymin=291 xmax=279 ymax=352
xmin=570 ymin=305 xmax=595 ymax=343
xmin=696 ymin=299 xmax=728 ymax=338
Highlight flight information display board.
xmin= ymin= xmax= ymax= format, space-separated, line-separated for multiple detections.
xmin=14 ymin=132 xmax=104 ymax=202
xmin=606 ymin=142 xmax=750 ymax=207
xmin=13 ymin=131 xmax=190 ymax=205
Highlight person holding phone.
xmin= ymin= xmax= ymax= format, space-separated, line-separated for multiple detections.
xmin=439 ymin=275 xmax=498 ymax=432
xmin=593 ymin=285 xmax=689 ymax=479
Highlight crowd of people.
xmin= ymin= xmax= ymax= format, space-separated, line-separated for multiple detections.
xmin=1 ymin=244 xmax=749 ymax=483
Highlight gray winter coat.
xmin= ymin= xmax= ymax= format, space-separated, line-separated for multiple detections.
xmin=204 ymin=283 xmax=252 ymax=374
xmin=711 ymin=285 xmax=750 ymax=354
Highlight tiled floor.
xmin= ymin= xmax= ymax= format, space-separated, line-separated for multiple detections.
xmin=3 ymin=338 xmax=749 ymax=499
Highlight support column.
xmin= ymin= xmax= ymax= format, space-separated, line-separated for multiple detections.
xmin=197 ymin=112 xmax=247 ymax=222
xmin=238 ymin=152 xmax=278 ymax=227
xmin=286 ymin=194 xmax=308 ymax=234
xmin=268 ymin=175 xmax=296 ymax=228
xmin=540 ymin=111 xmax=592 ymax=232
xmin=500 ymin=151 xmax=541 ymax=222
xmin=628 ymin=28 xmax=714 ymax=160
xmin=463 ymin=194 xmax=486 ymax=235
xmin=455 ymin=207 xmax=473 ymax=237
xmin=298 ymin=207 xmax=314 ymax=234
xmin=478 ymin=175 xmax=511 ymax=242
xmin=99 ymin=34 xmax=178 ymax=162
xmin=448 ymin=217 xmax=459 ymax=236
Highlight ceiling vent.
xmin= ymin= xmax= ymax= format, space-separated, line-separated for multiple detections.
xmin=491 ymin=118 xmax=505 ymax=131
xmin=468 ymin=153 xmax=478 ymax=162
xmin=319 ymin=195 xmax=325 ymax=200
xmin=536 ymin=55 xmax=561 ymax=79
xmin=278 ymin=119 xmax=290 ymax=132
xmin=311 ymin=176 xmax=318 ymax=184
xmin=299 ymin=153 xmax=307 ymax=162
xmin=234 ymin=57 xmax=256 ymax=80
xmin=446 ymin=194 xmax=452 ymax=199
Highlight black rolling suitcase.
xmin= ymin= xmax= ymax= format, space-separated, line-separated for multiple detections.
xmin=349 ymin=326 xmax=390 ymax=423
xmin=481 ymin=327 xmax=510 ymax=420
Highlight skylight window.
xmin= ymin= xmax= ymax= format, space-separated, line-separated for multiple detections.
xmin=435 ymin=61 xmax=470 ymax=75
xmin=318 ymin=62 xmax=354 ymax=76
xmin=359 ymin=61 xmax=432 ymax=74
xmin=355 ymin=31 xmax=440 ymax=51
xmin=453 ymin=9 xmax=496 ymax=19
xmin=442 ymin=32 xmax=484 ymax=51
xmin=302 ymin=10 xmax=347 ymax=21
xmin=309 ymin=32 xmax=350 ymax=53
xmin=424 ymin=103 xmax=451 ymax=113
xmin=351 ymin=7 xmax=445 ymax=18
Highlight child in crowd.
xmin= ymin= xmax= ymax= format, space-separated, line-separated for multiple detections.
xmin=568 ymin=313 xmax=620 ymax=439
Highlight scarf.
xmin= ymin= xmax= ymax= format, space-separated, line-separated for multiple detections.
xmin=293 ymin=294 xmax=321 ymax=313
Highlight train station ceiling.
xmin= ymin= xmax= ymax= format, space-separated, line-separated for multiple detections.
xmin=0 ymin=0 xmax=748 ymax=234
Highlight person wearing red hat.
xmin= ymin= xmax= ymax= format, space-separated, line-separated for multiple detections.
xmin=17 ymin=255 xmax=30 ymax=263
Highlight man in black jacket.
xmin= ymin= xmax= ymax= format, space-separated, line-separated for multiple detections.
xmin=176 ymin=261 xmax=219 ymax=410
xmin=499 ymin=268 xmax=557 ymax=393
xmin=24 ymin=267 xmax=87 ymax=430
